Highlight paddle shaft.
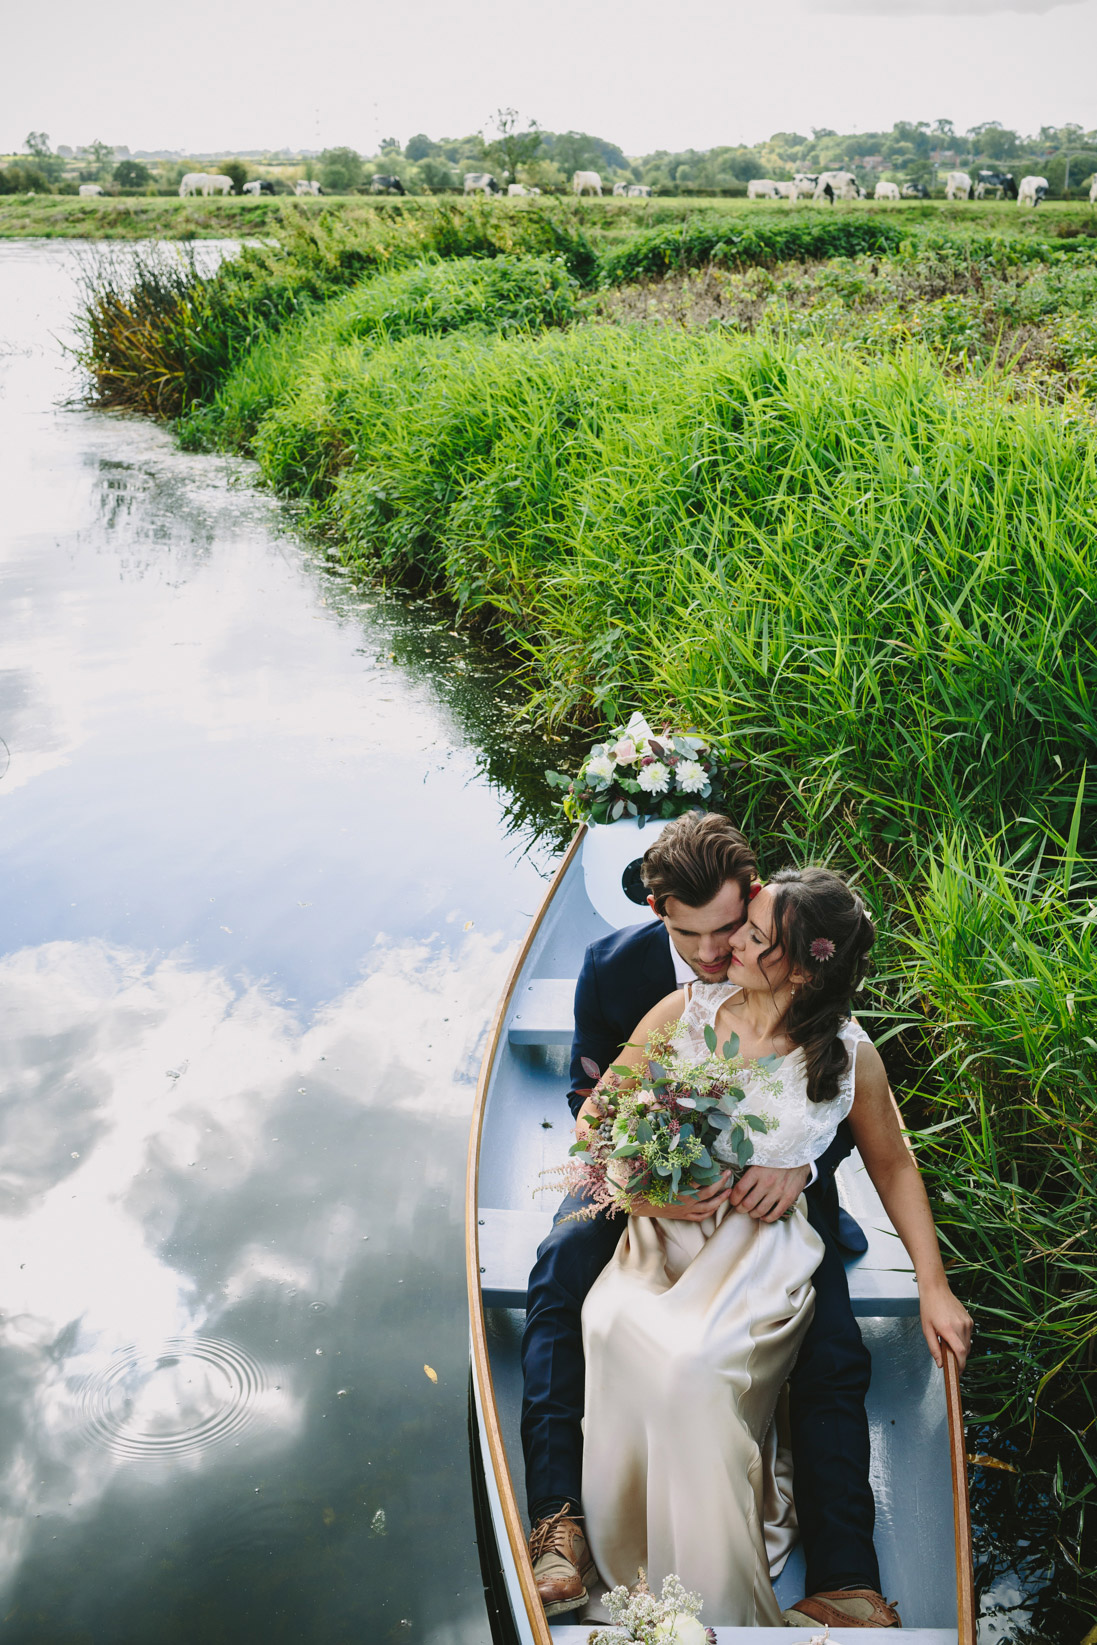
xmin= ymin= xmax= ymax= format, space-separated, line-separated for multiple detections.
xmin=943 ymin=1343 xmax=977 ymax=1645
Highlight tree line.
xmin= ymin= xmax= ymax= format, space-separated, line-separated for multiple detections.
xmin=5 ymin=116 xmax=1097 ymax=198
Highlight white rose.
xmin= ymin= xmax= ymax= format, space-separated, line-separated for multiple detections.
xmin=655 ymin=1615 xmax=709 ymax=1645
xmin=637 ymin=761 xmax=670 ymax=794
xmin=585 ymin=753 xmax=616 ymax=786
xmin=674 ymin=759 xmax=708 ymax=794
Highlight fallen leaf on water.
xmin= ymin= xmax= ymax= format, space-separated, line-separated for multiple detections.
xmin=464 ymin=920 xmax=474 ymax=930
xmin=968 ymin=1453 xmax=1019 ymax=1473
xmin=322 ymin=1507 xmax=335 ymax=1526
xmin=424 ymin=1364 xmax=438 ymax=1384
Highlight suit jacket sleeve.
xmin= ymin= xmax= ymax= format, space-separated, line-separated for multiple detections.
xmin=567 ymin=946 xmax=627 ymax=1119
xmin=812 ymin=1118 xmax=855 ymax=1182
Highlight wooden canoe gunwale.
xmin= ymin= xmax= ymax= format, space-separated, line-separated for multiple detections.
xmin=466 ymin=823 xmax=586 ymax=1645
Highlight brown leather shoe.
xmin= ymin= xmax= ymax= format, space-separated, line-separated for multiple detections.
xmin=783 ymin=1588 xmax=902 ymax=1628
xmin=528 ymin=1503 xmax=597 ymax=1617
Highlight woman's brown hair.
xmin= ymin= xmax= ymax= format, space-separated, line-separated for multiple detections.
xmin=764 ymin=867 xmax=876 ymax=1104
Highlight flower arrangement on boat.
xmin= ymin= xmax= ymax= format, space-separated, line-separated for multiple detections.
xmin=587 ymin=1570 xmax=716 ymax=1645
xmin=552 ymin=1025 xmax=780 ymax=1219
xmin=545 ymin=712 xmax=739 ymax=826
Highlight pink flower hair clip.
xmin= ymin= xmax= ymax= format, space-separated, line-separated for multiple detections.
xmin=810 ymin=937 xmax=836 ymax=962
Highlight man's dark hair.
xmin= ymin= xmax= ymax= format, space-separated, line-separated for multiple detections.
xmin=640 ymin=812 xmax=756 ymax=916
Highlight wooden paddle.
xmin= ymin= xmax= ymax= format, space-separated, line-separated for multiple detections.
xmin=943 ymin=1342 xmax=977 ymax=1645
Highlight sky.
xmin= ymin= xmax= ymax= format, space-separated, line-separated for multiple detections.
xmin=6 ymin=0 xmax=1095 ymax=158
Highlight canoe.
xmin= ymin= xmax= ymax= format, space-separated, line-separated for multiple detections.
xmin=467 ymin=819 xmax=975 ymax=1645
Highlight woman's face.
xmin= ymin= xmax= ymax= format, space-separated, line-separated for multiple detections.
xmin=727 ymin=884 xmax=792 ymax=993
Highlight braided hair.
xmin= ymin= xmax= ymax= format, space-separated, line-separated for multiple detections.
xmin=763 ymin=868 xmax=876 ymax=1104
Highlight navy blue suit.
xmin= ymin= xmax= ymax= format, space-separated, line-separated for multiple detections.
xmin=520 ymin=920 xmax=881 ymax=1597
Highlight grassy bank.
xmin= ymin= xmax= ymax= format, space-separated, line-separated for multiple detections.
xmin=8 ymin=189 xmax=1097 ymax=241
xmin=75 ymin=210 xmax=1096 ymax=1630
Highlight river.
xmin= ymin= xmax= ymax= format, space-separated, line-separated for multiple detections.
xmin=0 ymin=239 xmax=564 ymax=1645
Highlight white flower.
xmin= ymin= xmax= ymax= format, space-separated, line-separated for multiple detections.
xmin=585 ymin=753 xmax=616 ymax=786
xmin=655 ymin=1615 xmax=709 ymax=1645
xmin=637 ymin=761 xmax=670 ymax=794
xmin=610 ymin=737 xmax=638 ymax=765
xmin=674 ymin=759 xmax=708 ymax=794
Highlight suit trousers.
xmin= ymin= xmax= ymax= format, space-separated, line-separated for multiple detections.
xmin=519 ymin=1187 xmax=880 ymax=1597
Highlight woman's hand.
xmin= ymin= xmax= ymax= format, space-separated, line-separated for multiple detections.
xmin=574 ymin=1095 xmax=606 ymax=1143
xmin=728 ymin=1163 xmax=810 ymax=1222
xmin=919 ymin=1280 xmax=973 ymax=1371
xmin=629 ymin=1173 xmax=734 ymax=1222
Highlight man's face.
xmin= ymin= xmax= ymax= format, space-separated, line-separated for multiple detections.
xmin=650 ymin=881 xmax=748 ymax=983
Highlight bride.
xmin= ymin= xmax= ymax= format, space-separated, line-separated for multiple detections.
xmin=577 ymin=867 xmax=973 ymax=1626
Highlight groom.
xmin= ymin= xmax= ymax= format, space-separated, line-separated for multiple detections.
xmin=520 ymin=811 xmax=900 ymax=1631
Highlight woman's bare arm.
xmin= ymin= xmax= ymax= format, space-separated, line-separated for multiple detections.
xmin=848 ymin=1042 xmax=973 ymax=1369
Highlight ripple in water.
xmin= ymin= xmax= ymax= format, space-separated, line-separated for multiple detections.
xmin=80 ymin=1337 xmax=266 ymax=1460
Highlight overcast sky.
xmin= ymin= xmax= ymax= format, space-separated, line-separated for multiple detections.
xmin=6 ymin=0 xmax=1095 ymax=157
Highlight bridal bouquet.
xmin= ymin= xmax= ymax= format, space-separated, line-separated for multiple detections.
xmin=553 ymin=1025 xmax=781 ymax=1219
xmin=545 ymin=712 xmax=740 ymax=826
xmin=587 ymin=1570 xmax=716 ymax=1645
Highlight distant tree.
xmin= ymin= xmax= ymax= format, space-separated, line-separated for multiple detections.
xmin=405 ymin=133 xmax=438 ymax=162
xmin=811 ymin=127 xmax=836 ymax=140
xmin=380 ymin=137 xmax=402 ymax=157
xmin=545 ymin=129 xmax=626 ymax=178
xmin=84 ymin=138 xmax=115 ymax=179
xmin=413 ymin=155 xmax=455 ymax=193
xmin=23 ymin=131 xmax=63 ymax=182
xmin=482 ymin=108 xmax=543 ymax=183
xmin=318 ymin=147 xmax=363 ymax=192
xmin=967 ymin=121 xmax=1020 ymax=161
xmin=113 ymin=158 xmax=151 ymax=189
xmin=214 ymin=160 xmax=248 ymax=194
xmin=1 ymin=162 xmax=52 ymax=194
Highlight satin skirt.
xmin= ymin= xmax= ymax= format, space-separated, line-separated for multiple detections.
xmin=580 ymin=1199 xmax=824 ymax=1626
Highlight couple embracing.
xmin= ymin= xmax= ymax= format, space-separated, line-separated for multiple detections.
xmin=520 ymin=811 xmax=972 ymax=1630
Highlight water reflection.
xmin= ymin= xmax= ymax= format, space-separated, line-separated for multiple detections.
xmin=0 ymin=240 xmax=564 ymax=1643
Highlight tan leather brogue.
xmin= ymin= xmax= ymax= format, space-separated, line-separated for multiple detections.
xmin=783 ymin=1588 xmax=902 ymax=1628
xmin=528 ymin=1503 xmax=597 ymax=1617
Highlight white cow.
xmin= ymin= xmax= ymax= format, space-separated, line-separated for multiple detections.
xmin=294 ymin=179 xmax=321 ymax=196
xmin=747 ymin=178 xmax=781 ymax=199
xmin=78 ymin=183 xmax=103 ymax=197
xmin=792 ymin=173 xmax=818 ymax=198
xmin=179 ymin=173 xmax=208 ymax=197
xmin=814 ymin=171 xmax=862 ymax=202
xmin=242 ymin=179 xmax=262 ymax=195
xmin=572 ymin=170 xmax=602 ymax=196
xmin=1090 ymin=175 xmax=1097 ymax=205
xmin=945 ymin=171 xmax=973 ymax=201
xmin=626 ymin=184 xmax=652 ymax=197
xmin=463 ymin=172 xmax=498 ymax=194
xmin=1018 ymin=175 xmax=1049 ymax=207
xmin=612 ymin=181 xmax=628 ymax=196
xmin=775 ymin=181 xmax=799 ymax=201
xmin=207 ymin=174 xmax=234 ymax=195
xmin=874 ymin=180 xmax=901 ymax=201
xmin=507 ymin=183 xmax=529 ymax=196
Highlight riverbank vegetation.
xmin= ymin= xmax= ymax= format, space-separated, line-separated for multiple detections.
xmin=76 ymin=201 xmax=1095 ymax=1635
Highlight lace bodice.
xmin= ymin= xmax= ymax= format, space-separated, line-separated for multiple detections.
xmin=669 ymin=981 xmax=868 ymax=1169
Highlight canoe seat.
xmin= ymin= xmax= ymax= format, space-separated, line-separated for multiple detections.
xmin=477 ymin=1175 xmax=920 ymax=1316
xmin=506 ymin=978 xmax=575 ymax=1046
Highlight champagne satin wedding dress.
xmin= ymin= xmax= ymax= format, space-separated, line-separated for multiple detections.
xmin=580 ymin=981 xmax=867 ymax=1625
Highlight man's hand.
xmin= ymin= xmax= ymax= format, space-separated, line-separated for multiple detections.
xmin=728 ymin=1163 xmax=810 ymax=1222
xmin=630 ymin=1172 xmax=734 ymax=1222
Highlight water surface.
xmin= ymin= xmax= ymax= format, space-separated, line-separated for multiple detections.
xmin=0 ymin=239 xmax=558 ymax=1645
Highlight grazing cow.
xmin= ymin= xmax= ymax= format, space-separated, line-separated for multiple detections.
xmin=1018 ymin=175 xmax=1049 ymax=207
xmin=1090 ymin=175 xmax=1097 ymax=204
xmin=78 ymin=183 xmax=103 ymax=197
xmin=747 ymin=178 xmax=781 ymax=199
xmin=612 ymin=181 xmax=627 ymax=196
xmin=463 ymin=172 xmax=499 ymax=194
xmin=945 ymin=170 xmax=973 ymax=201
xmin=902 ymin=181 xmax=930 ymax=199
xmin=294 ymin=178 xmax=322 ymax=196
xmin=874 ymin=180 xmax=901 ymax=201
xmin=242 ymin=179 xmax=276 ymax=196
xmin=626 ymin=184 xmax=652 ymax=197
xmin=371 ymin=174 xmax=406 ymax=194
xmin=774 ymin=181 xmax=799 ymax=201
xmin=179 ymin=173 xmax=208 ymax=197
xmin=814 ymin=170 xmax=862 ymax=203
xmin=792 ymin=173 xmax=818 ymax=198
xmin=572 ymin=170 xmax=602 ymax=196
xmin=975 ymin=170 xmax=1018 ymax=200
xmin=508 ymin=182 xmax=530 ymax=196
xmin=207 ymin=174 xmax=234 ymax=195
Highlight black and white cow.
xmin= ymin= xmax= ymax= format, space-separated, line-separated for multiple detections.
xmin=814 ymin=170 xmax=864 ymax=203
xmin=463 ymin=172 xmax=499 ymax=194
xmin=1018 ymin=175 xmax=1049 ymax=207
xmin=371 ymin=174 xmax=406 ymax=194
xmin=901 ymin=182 xmax=930 ymax=199
xmin=975 ymin=170 xmax=1018 ymax=200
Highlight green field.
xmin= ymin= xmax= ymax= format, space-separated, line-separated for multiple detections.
xmin=5 ymin=188 xmax=1097 ymax=240
xmin=74 ymin=201 xmax=1097 ymax=1629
